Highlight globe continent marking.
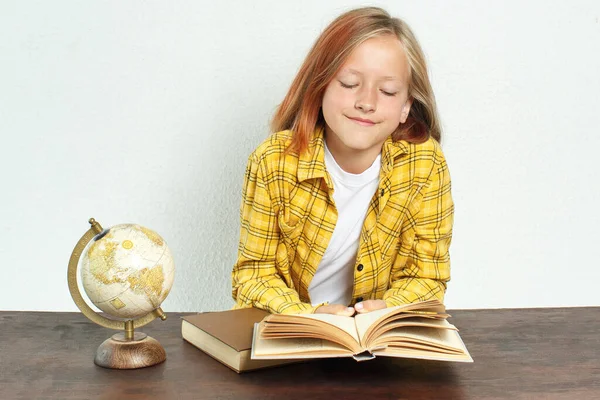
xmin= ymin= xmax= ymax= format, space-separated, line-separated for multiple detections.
xmin=81 ymin=224 xmax=175 ymax=319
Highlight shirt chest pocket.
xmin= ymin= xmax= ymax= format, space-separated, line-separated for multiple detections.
xmin=278 ymin=210 xmax=304 ymax=244
xmin=276 ymin=181 xmax=321 ymax=245
xmin=276 ymin=210 xmax=307 ymax=277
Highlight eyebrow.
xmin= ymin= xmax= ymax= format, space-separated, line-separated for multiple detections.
xmin=344 ymin=68 xmax=399 ymax=81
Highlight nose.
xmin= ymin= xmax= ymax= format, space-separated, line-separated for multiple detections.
xmin=355 ymin=86 xmax=376 ymax=113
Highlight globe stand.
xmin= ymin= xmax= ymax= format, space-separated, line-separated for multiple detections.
xmin=94 ymin=331 xmax=166 ymax=369
xmin=68 ymin=218 xmax=168 ymax=369
xmin=93 ymin=319 xmax=167 ymax=369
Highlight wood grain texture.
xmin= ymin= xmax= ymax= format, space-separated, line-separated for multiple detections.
xmin=1 ymin=307 xmax=599 ymax=399
xmin=94 ymin=333 xmax=166 ymax=369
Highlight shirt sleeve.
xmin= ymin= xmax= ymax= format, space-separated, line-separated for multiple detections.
xmin=231 ymin=152 xmax=322 ymax=314
xmin=383 ymin=144 xmax=454 ymax=307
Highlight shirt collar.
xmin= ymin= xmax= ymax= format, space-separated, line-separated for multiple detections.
xmin=297 ymin=127 xmax=328 ymax=182
xmin=297 ymin=127 xmax=409 ymax=182
xmin=381 ymin=135 xmax=409 ymax=174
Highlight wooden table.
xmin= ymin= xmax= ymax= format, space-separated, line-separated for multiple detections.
xmin=1 ymin=307 xmax=599 ymax=399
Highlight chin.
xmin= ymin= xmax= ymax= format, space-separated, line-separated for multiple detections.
xmin=340 ymin=139 xmax=377 ymax=152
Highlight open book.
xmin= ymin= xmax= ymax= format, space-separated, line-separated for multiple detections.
xmin=252 ymin=299 xmax=473 ymax=363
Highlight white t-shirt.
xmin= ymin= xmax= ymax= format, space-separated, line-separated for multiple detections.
xmin=308 ymin=143 xmax=381 ymax=306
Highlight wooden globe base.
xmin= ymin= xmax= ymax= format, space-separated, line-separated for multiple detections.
xmin=94 ymin=332 xmax=166 ymax=369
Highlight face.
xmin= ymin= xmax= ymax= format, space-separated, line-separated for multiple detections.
xmin=322 ymin=34 xmax=413 ymax=164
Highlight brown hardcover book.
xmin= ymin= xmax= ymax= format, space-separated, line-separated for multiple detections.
xmin=181 ymin=308 xmax=299 ymax=373
xmin=252 ymin=299 xmax=473 ymax=363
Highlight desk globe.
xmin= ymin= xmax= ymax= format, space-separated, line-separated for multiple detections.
xmin=68 ymin=218 xmax=175 ymax=369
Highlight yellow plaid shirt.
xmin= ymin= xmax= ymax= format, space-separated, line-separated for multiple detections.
xmin=232 ymin=129 xmax=453 ymax=314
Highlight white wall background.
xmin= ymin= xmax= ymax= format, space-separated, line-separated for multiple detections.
xmin=1 ymin=0 xmax=599 ymax=312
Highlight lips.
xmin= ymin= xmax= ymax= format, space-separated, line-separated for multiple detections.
xmin=347 ymin=116 xmax=376 ymax=126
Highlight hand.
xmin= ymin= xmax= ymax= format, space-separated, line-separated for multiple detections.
xmin=354 ymin=299 xmax=387 ymax=314
xmin=315 ymin=304 xmax=356 ymax=317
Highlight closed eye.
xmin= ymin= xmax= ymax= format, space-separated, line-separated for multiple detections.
xmin=339 ymin=81 xmax=357 ymax=89
xmin=339 ymin=80 xmax=397 ymax=96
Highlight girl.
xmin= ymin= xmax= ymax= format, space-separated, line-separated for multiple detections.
xmin=232 ymin=7 xmax=453 ymax=316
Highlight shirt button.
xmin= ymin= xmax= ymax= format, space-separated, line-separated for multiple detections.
xmin=357 ymin=264 xmax=364 ymax=272
xmin=356 ymin=296 xmax=364 ymax=303
xmin=380 ymin=189 xmax=384 ymax=197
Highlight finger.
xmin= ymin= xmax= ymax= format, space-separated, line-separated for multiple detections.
xmin=315 ymin=305 xmax=333 ymax=314
xmin=354 ymin=300 xmax=386 ymax=314
xmin=315 ymin=304 xmax=355 ymax=316
xmin=335 ymin=307 xmax=356 ymax=317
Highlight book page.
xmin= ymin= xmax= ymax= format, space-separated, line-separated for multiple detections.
xmin=251 ymin=322 xmax=353 ymax=360
xmin=354 ymin=306 xmax=399 ymax=344
xmin=365 ymin=318 xmax=457 ymax=345
xmin=261 ymin=325 xmax=358 ymax=351
xmin=354 ymin=300 xmax=447 ymax=344
xmin=373 ymin=346 xmax=473 ymax=363
xmin=371 ymin=324 xmax=465 ymax=352
xmin=267 ymin=313 xmax=361 ymax=347
xmin=371 ymin=326 xmax=473 ymax=362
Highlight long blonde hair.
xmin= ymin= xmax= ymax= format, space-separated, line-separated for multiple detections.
xmin=271 ymin=7 xmax=442 ymax=154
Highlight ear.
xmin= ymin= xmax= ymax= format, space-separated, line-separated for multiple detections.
xmin=399 ymin=97 xmax=413 ymax=123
